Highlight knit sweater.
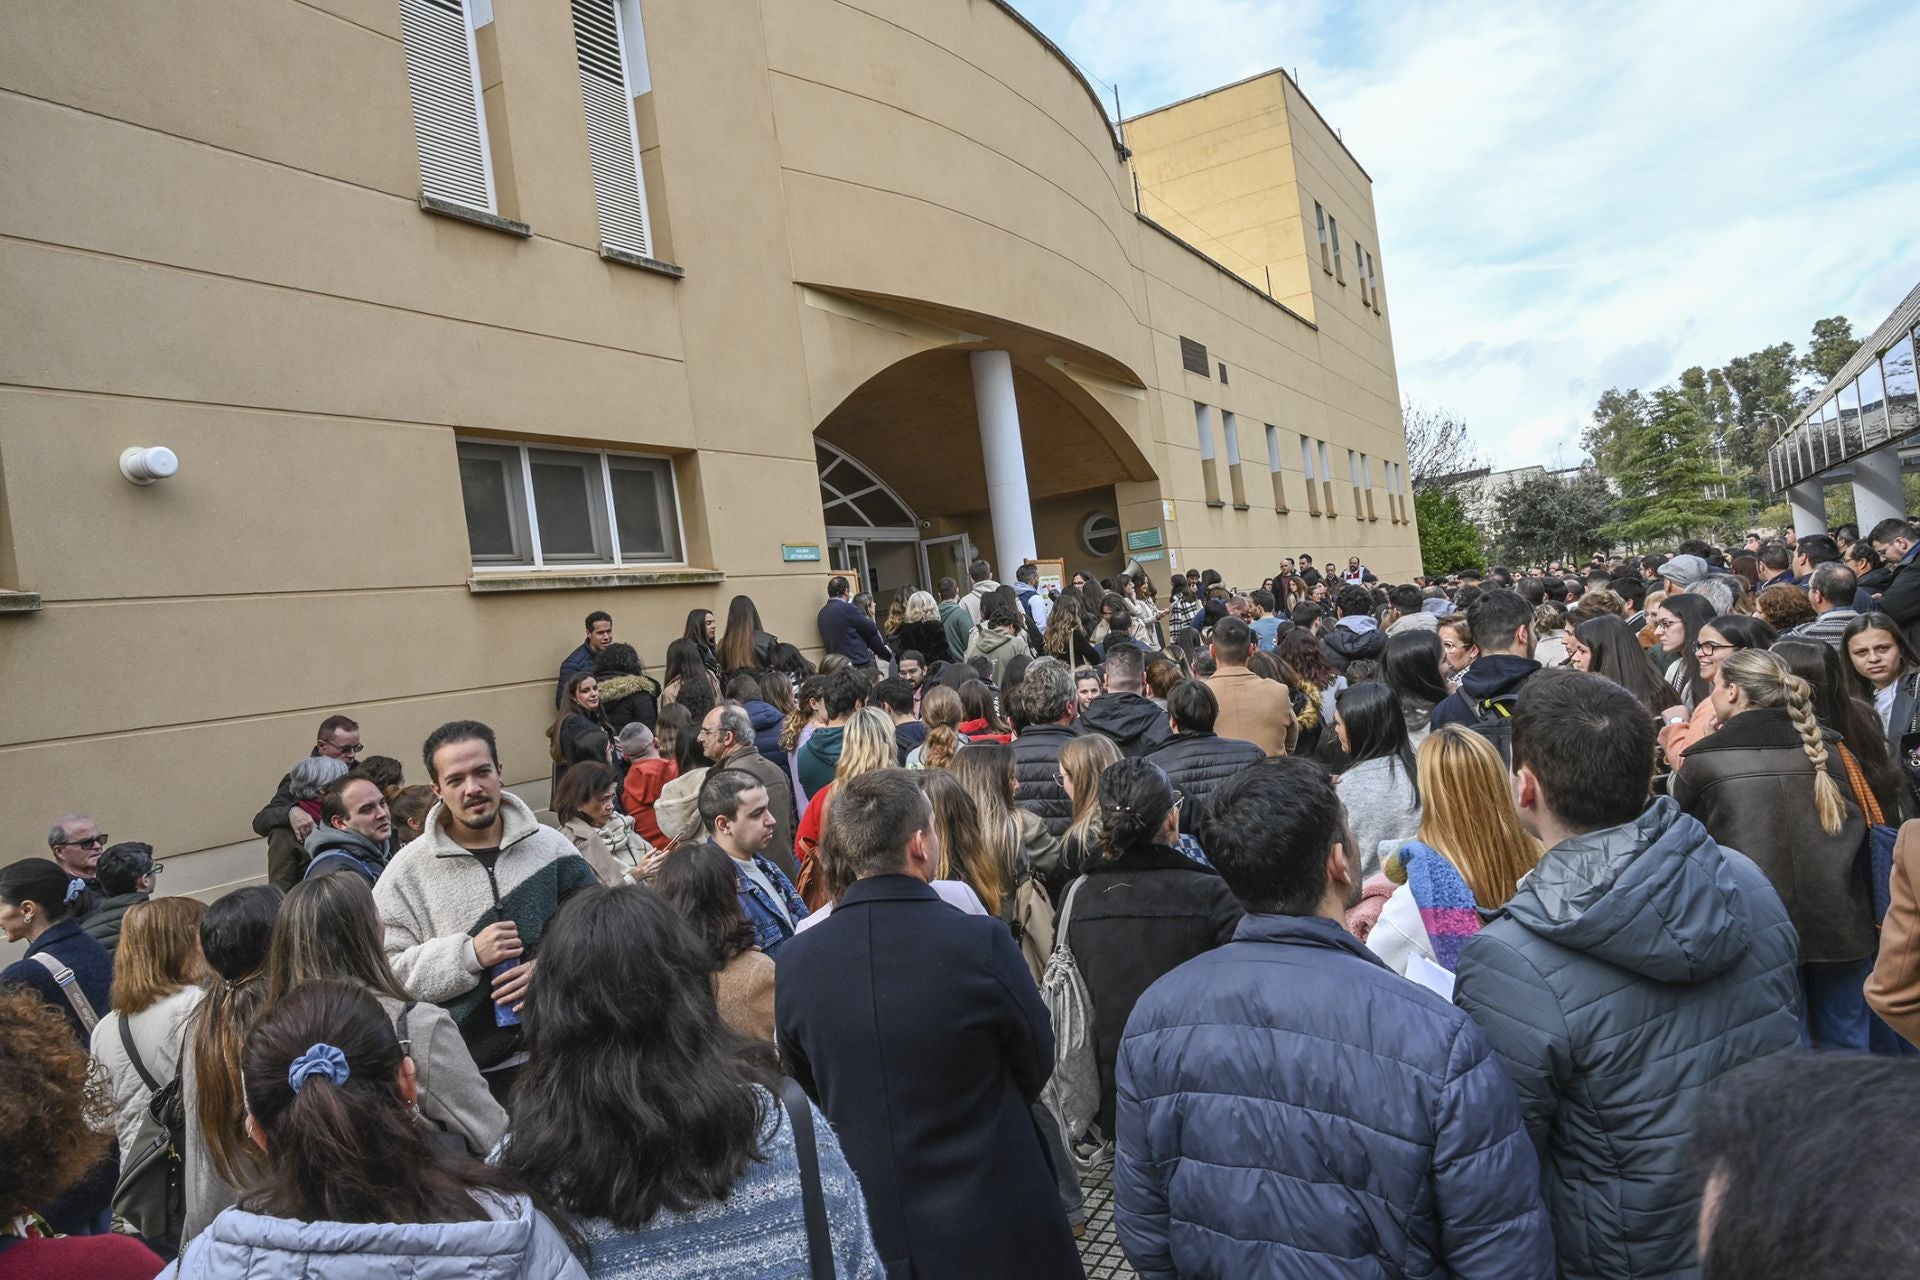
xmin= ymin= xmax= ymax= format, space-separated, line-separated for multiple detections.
xmin=1334 ymin=756 xmax=1423 ymax=879
xmin=568 ymin=1087 xmax=882 ymax=1279
xmin=373 ymin=793 xmax=598 ymax=1070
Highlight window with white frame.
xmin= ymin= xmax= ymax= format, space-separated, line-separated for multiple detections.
xmin=1366 ymin=250 xmax=1381 ymax=313
xmin=571 ymin=0 xmax=656 ymax=259
xmin=1315 ymin=202 xmax=1331 ymax=274
xmin=1194 ymin=403 xmax=1222 ymax=504
xmin=1222 ymin=411 xmax=1247 ymax=506
xmin=1265 ymin=424 xmax=1287 ymax=512
xmin=457 ymin=440 xmax=682 ymax=568
xmin=1329 ymin=215 xmax=1344 ymax=284
xmin=398 ymin=0 xmax=497 ymax=213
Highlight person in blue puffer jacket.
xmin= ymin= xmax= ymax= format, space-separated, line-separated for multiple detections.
xmin=1114 ymin=757 xmax=1553 ymax=1280
xmin=166 ymin=980 xmax=584 ymax=1280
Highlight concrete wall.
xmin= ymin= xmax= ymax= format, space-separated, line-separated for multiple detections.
xmin=1 ymin=1 xmax=1416 ymax=903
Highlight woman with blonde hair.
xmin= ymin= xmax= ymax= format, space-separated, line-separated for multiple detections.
xmin=1367 ymin=727 xmax=1542 ymax=976
xmin=905 ymin=684 xmax=968 ymax=769
xmin=950 ymin=742 xmax=1060 ymax=926
xmin=1055 ymin=733 xmax=1124 ymax=887
xmin=1672 ymin=648 xmax=1872 ymax=1048
xmin=893 ymin=589 xmax=954 ymax=665
xmin=794 ymin=706 xmax=897 ymax=870
xmin=88 ymin=896 xmax=206 ymax=1252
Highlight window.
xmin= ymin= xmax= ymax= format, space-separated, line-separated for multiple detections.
xmin=1300 ymin=436 xmax=1320 ymax=515
xmin=1080 ymin=513 xmax=1121 ymax=559
xmin=1329 ymin=215 xmax=1344 ymax=284
xmin=1315 ymin=202 xmax=1331 ymax=274
xmin=1195 ymin=403 xmax=1222 ymax=505
xmin=1366 ymin=251 xmax=1381 ymax=314
xmin=398 ymin=0 xmax=498 ymax=214
xmin=1858 ymin=359 xmax=1889 ymax=448
xmin=1883 ymin=335 xmax=1918 ymax=442
xmin=456 ymin=440 xmax=682 ymax=568
xmin=1180 ymin=337 xmax=1210 ymax=377
xmin=1353 ymin=240 xmax=1368 ymax=306
xmin=1265 ymin=424 xmax=1287 ymax=512
xmin=1222 ymin=412 xmax=1247 ymax=508
xmin=571 ymin=0 xmax=655 ymax=260
xmin=1319 ymin=440 xmax=1336 ymax=516
xmin=1359 ymin=453 xmax=1376 ymax=520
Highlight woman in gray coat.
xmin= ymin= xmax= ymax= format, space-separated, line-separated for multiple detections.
xmin=265 ymin=873 xmax=507 ymax=1157
xmin=1672 ymin=648 xmax=1873 ymax=1050
xmin=1333 ymin=682 xmax=1423 ymax=877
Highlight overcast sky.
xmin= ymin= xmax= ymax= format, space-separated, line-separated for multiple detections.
xmin=1016 ymin=0 xmax=1920 ymax=468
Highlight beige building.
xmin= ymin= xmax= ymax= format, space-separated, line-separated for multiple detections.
xmin=0 ymin=0 xmax=1416 ymax=901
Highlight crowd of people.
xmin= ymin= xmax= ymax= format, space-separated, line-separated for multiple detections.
xmin=8 ymin=529 xmax=1920 ymax=1278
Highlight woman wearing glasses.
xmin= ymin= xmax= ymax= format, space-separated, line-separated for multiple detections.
xmin=1647 ymin=593 xmax=1717 ymax=709
xmin=1057 ymin=758 xmax=1241 ymax=1150
xmin=1658 ymin=614 xmax=1778 ymax=768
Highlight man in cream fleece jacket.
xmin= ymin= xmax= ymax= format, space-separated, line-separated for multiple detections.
xmin=375 ymin=719 xmax=596 ymax=1098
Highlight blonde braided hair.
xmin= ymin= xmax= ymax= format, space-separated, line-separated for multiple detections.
xmin=1718 ymin=649 xmax=1846 ymax=835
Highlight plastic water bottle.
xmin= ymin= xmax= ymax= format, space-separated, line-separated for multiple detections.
xmin=491 ymin=959 xmax=522 ymax=1028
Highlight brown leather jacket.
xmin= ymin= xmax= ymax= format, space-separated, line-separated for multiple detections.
xmin=1867 ymin=820 xmax=1920 ymax=1047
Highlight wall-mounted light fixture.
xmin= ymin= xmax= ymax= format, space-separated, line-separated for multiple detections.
xmin=120 ymin=446 xmax=179 ymax=486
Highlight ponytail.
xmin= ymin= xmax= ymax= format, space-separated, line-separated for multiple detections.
xmin=919 ymin=686 xmax=966 ymax=770
xmin=191 ymin=884 xmax=281 ymax=1189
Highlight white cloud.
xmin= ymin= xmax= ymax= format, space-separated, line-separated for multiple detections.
xmin=1017 ymin=0 xmax=1920 ymax=467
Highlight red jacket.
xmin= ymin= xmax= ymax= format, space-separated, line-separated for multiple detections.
xmin=621 ymin=757 xmax=679 ymax=845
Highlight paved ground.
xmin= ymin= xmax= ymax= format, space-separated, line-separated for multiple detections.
xmin=1077 ymin=1158 xmax=1137 ymax=1279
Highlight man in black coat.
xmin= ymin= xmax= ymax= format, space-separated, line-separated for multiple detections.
xmin=776 ymin=770 xmax=1083 ymax=1280
xmin=1145 ymin=679 xmax=1263 ymax=833
xmin=1011 ymin=658 xmax=1081 ymax=837
xmin=817 ymin=575 xmax=893 ymax=668
xmin=1870 ymin=517 xmax=1920 ymax=650
xmin=1078 ymin=641 xmax=1172 ymax=758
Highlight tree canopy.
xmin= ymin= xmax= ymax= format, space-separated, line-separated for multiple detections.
xmin=1414 ymin=488 xmax=1486 ymax=577
xmin=1493 ymin=472 xmax=1618 ymax=566
xmin=1404 ymin=402 xmax=1482 ymax=491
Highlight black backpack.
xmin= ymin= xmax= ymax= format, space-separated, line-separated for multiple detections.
xmin=1470 ymin=690 xmax=1524 ymax=767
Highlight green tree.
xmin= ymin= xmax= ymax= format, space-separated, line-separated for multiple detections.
xmin=1414 ymin=488 xmax=1486 ymax=577
xmin=1803 ymin=316 xmax=1857 ymax=384
xmin=1494 ymin=472 xmax=1617 ymax=565
xmin=1606 ymin=388 xmax=1750 ymax=547
xmin=1583 ymin=387 xmax=1648 ymax=478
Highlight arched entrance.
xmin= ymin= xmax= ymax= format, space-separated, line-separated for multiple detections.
xmin=816 ymin=440 xmax=974 ymax=600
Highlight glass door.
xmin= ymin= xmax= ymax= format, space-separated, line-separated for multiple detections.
xmin=827 ymin=538 xmax=872 ymax=597
xmin=919 ymin=534 xmax=973 ymax=594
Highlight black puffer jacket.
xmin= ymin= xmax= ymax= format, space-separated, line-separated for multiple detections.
xmin=1078 ymin=692 xmax=1172 ymax=758
xmin=1011 ymin=722 xmax=1081 ymax=837
xmin=1881 ymin=547 xmax=1920 ymax=650
xmin=893 ymin=619 xmax=954 ymax=667
xmin=1062 ymin=844 xmax=1241 ymax=1135
xmin=1323 ymin=618 xmax=1387 ymax=672
xmin=1144 ymin=732 xmax=1265 ymax=833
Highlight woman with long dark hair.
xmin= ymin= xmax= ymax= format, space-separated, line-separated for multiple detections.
xmin=1660 ymin=613 xmax=1778 ymax=765
xmin=553 ymin=761 xmax=660 ymax=886
xmin=655 ymin=842 xmax=776 ymax=1043
xmin=1333 ymin=682 xmax=1423 ymax=877
xmin=266 ymin=874 xmax=507 ymax=1159
xmin=548 ymin=671 xmax=611 ymax=792
xmin=1775 ymin=638 xmax=1909 ymax=827
xmin=501 ymin=887 xmax=880 ymax=1276
xmin=183 ymin=884 xmax=281 ymax=1243
xmin=716 ymin=594 xmax=778 ymax=677
xmin=1042 ymin=588 xmax=1103 ymax=668
xmin=1279 ymin=626 xmax=1343 ymax=755
xmin=169 ymin=981 xmax=581 ymax=1277
xmin=1058 ymin=758 xmax=1240 ymax=1144
xmin=1649 ymin=592 xmax=1717 ymax=708
xmin=1843 ymin=612 xmax=1920 ymax=744
xmin=956 ymin=679 xmax=1011 ymax=744
xmin=683 ymin=608 xmax=722 ymax=679
xmin=1569 ymin=613 xmax=1681 ymax=720
xmin=1382 ymin=629 xmax=1450 ymax=746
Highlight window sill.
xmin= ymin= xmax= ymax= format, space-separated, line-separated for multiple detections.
xmin=600 ymin=244 xmax=686 ymax=279
xmin=468 ymin=566 xmax=724 ymax=594
xmin=0 ymin=590 xmax=42 ymax=614
xmin=1232 ymin=503 xmax=1251 ymax=511
xmin=1204 ymin=500 xmax=1226 ymax=509
xmin=420 ymin=195 xmax=532 ymax=238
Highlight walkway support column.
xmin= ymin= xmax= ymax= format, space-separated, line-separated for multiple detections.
xmin=1853 ymin=443 xmax=1906 ymax=534
xmin=1787 ymin=481 xmax=1828 ymax=539
xmin=970 ymin=349 xmax=1037 ymax=580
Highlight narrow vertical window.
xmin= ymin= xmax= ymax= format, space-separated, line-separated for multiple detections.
xmin=1367 ymin=251 xmax=1381 ymax=313
xmin=1315 ymin=202 xmax=1331 ymax=274
xmin=1195 ymin=404 xmax=1222 ymax=505
xmin=1360 ymin=454 xmax=1376 ymax=520
xmin=1223 ymin=412 xmax=1247 ymax=508
xmin=1266 ymin=424 xmax=1287 ymax=512
xmin=1319 ymin=441 xmax=1336 ymax=516
xmin=398 ymin=0 xmax=497 ymax=213
xmin=572 ymin=0 xmax=655 ymax=259
xmin=1329 ymin=215 xmax=1344 ymax=284
xmin=1300 ymin=437 xmax=1321 ymax=515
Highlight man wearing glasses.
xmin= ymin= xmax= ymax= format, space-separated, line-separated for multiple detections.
xmin=251 ymin=713 xmax=364 ymax=846
xmin=47 ymin=814 xmax=108 ymax=890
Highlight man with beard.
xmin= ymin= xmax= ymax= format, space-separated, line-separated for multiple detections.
xmin=374 ymin=720 xmax=597 ymax=1102
xmin=1113 ymin=757 xmax=1551 ymax=1278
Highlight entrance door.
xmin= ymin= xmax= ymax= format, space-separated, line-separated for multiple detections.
xmin=827 ymin=538 xmax=872 ymax=596
xmin=920 ymin=534 xmax=973 ymax=594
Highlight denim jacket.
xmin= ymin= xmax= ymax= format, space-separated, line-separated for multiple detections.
xmin=727 ymin=845 xmax=809 ymax=958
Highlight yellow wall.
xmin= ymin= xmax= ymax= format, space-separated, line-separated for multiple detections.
xmin=1 ymin=1 xmax=1416 ymax=903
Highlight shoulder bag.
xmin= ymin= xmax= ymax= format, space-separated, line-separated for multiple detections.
xmin=111 ymin=1016 xmax=186 ymax=1253
xmin=27 ymin=951 xmax=100 ymax=1034
xmin=1038 ymin=876 xmax=1099 ymax=1144
xmin=1838 ymin=742 xmax=1899 ymax=925
xmin=777 ymin=1077 xmax=834 ymax=1280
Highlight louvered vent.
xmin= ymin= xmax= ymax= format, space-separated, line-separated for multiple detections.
xmin=1179 ymin=337 xmax=1210 ymax=377
xmin=572 ymin=0 xmax=652 ymax=259
xmin=398 ymin=0 xmax=495 ymax=212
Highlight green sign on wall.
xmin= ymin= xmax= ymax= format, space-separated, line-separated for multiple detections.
xmin=1125 ymin=527 xmax=1164 ymax=552
xmin=782 ymin=544 xmax=822 ymax=562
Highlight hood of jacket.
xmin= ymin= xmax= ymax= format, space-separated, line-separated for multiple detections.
xmin=1459 ymin=653 xmax=1541 ymax=702
xmin=304 ymin=824 xmax=388 ymax=864
xmin=1325 ymin=619 xmax=1386 ymax=661
xmin=596 ymin=672 xmax=659 ymax=703
xmin=173 ymin=1194 xmax=575 ymax=1280
xmin=1386 ymin=611 xmax=1438 ymax=635
xmin=974 ymin=627 xmax=1022 ymax=656
xmin=1078 ymin=690 xmax=1169 ymax=744
xmin=743 ymin=699 xmax=783 ymax=733
xmin=1500 ymin=795 xmax=1753 ymax=983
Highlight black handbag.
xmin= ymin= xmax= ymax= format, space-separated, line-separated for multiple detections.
xmin=111 ymin=1016 xmax=186 ymax=1255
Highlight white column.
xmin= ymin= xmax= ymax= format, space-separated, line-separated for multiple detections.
xmin=1786 ymin=481 xmax=1827 ymax=539
xmin=970 ymin=349 xmax=1037 ymax=579
xmin=1853 ymin=443 xmax=1906 ymax=533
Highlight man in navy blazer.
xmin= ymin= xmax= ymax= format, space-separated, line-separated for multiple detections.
xmin=775 ymin=769 xmax=1083 ymax=1280
xmin=817 ymin=575 xmax=892 ymax=668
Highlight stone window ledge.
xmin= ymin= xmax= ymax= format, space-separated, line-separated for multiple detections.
xmin=468 ymin=567 xmax=723 ymax=594
xmin=600 ymin=244 xmax=686 ymax=279
xmin=0 ymin=590 xmax=42 ymax=614
xmin=421 ymin=195 xmax=532 ymax=238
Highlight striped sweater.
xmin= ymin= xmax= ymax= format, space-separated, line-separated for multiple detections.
xmin=373 ymin=792 xmax=597 ymax=1069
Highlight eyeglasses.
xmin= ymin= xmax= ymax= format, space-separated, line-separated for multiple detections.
xmin=1695 ymin=640 xmax=1735 ymax=654
xmin=1053 ymin=770 xmax=1067 ymax=786
xmin=55 ymin=834 xmax=108 ymax=849
xmin=322 ymin=741 xmax=364 ymax=757
xmin=1651 ymin=617 xmax=1680 ymax=630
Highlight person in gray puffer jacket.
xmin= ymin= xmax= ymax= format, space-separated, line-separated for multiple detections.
xmin=1143 ymin=678 xmax=1263 ymax=834
xmin=167 ymin=980 xmax=584 ymax=1280
xmin=1454 ymin=671 xmax=1800 ymax=1280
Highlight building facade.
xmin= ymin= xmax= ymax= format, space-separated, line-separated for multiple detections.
xmin=1 ymin=0 xmax=1416 ymax=897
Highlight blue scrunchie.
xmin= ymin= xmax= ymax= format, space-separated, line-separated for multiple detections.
xmin=63 ymin=878 xmax=86 ymax=904
xmin=287 ymin=1043 xmax=351 ymax=1093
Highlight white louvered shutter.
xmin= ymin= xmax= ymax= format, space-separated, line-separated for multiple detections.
xmin=398 ymin=0 xmax=496 ymax=211
xmin=572 ymin=0 xmax=654 ymax=258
